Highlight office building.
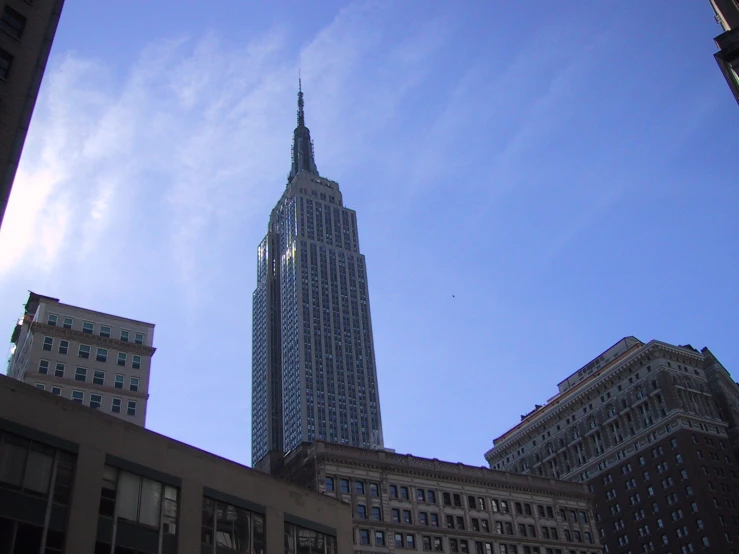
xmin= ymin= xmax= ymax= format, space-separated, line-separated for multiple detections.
xmin=0 ymin=0 xmax=65 ymax=228
xmin=7 ymin=291 xmax=155 ymax=426
xmin=484 ymin=337 xmax=739 ymax=554
xmin=709 ymin=0 xmax=739 ymax=104
xmin=274 ymin=440 xmax=603 ymax=554
xmin=251 ymin=82 xmax=384 ymax=466
xmin=0 ymin=374 xmax=352 ymax=553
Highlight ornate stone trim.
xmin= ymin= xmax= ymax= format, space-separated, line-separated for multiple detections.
xmin=32 ymin=322 xmax=156 ymax=356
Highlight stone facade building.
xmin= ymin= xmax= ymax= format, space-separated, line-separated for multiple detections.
xmin=7 ymin=292 xmax=155 ymax=426
xmin=0 ymin=0 xmax=65 ymax=227
xmin=275 ymin=441 xmax=603 ymax=554
xmin=0 ymin=375 xmax=353 ymax=553
xmin=485 ymin=337 xmax=739 ymax=554
xmin=252 ymin=83 xmax=384 ymax=466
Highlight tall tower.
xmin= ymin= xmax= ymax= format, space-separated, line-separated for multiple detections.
xmin=251 ymin=82 xmax=384 ymax=466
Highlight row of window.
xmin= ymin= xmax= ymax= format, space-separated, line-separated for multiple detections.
xmin=45 ymin=313 xmax=145 ymax=344
xmin=33 ymin=383 xmax=137 ymax=416
xmin=41 ymin=336 xmax=142 ymax=367
xmin=38 ymin=360 xmax=140 ymax=390
xmin=357 ymin=530 xmax=595 ymax=554
xmin=326 ymin=477 xmax=586 ymax=524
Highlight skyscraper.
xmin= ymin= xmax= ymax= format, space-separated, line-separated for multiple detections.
xmin=251 ymin=83 xmax=384 ymax=466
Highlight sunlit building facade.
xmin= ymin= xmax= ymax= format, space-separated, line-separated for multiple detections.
xmin=252 ymin=83 xmax=384 ymax=466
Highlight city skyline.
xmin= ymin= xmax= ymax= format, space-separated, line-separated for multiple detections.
xmin=0 ymin=1 xmax=736 ymax=468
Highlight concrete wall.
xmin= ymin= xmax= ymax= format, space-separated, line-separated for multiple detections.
xmin=0 ymin=376 xmax=354 ymax=554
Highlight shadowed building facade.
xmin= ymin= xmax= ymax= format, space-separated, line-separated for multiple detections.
xmin=485 ymin=337 xmax=739 ymax=554
xmin=709 ymin=0 xmax=739 ymax=104
xmin=0 ymin=0 xmax=65 ymax=228
xmin=252 ymin=83 xmax=384 ymax=466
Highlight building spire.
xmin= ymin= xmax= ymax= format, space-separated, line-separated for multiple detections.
xmin=289 ymin=78 xmax=319 ymax=180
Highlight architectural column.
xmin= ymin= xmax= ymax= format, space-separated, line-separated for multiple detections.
xmin=65 ymin=445 xmax=105 ymax=553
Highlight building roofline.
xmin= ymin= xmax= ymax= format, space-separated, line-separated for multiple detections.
xmin=486 ymin=339 xmax=706 ymax=457
xmin=290 ymin=441 xmax=592 ymax=500
xmin=27 ymin=291 xmax=155 ymax=327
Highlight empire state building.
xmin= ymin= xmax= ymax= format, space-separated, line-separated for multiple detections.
xmin=251 ymin=83 xmax=384 ymax=466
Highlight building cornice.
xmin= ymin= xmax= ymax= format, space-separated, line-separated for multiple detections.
xmin=31 ymin=322 xmax=156 ymax=356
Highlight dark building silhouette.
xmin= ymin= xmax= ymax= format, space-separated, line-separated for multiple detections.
xmin=709 ymin=0 xmax=739 ymax=104
xmin=0 ymin=0 xmax=65 ymax=228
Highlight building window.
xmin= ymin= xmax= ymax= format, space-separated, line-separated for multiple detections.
xmin=404 ymin=510 xmax=413 ymax=524
xmin=359 ymin=529 xmax=370 ymax=545
xmin=82 ymin=321 xmax=94 ymax=334
xmin=120 ymin=329 xmax=129 ymax=342
xmin=372 ymin=506 xmax=382 ymax=521
xmin=132 ymin=355 xmax=141 ymax=369
xmin=0 ymin=5 xmax=26 ymax=39
xmin=58 ymin=340 xmax=68 ymax=355
xmin=357 ymin=504 xmax=367 ymax=519
xmin=443 ymin=492 xmax=451 ymax=505
xmin=63 ymin=317 xmax=73 ymax=329
xmin=406 ymin=534 xmax=416 ymax=549
xmin=78 ymin=345 xmax=90 ymax=359
xmin=428 ymin=490 xmax=437 ymax=504
xmin=370 ymin=482 xmax=379 ymax=497
xmin=453 ymin=493 xmax=461 ymax=507
xmin=401 ymin=486 xmax=410 ymax=500
xmin=393 ymin=508 xmax=401 ymax=523
xmin=419 ymin=489 xmax=427 ymax=502
xmin=0 ymin=48 xmax=13 ymax=80
xmin=129 ymin=377 xmax=139 ymax=392
xmin=355 ymin=480 xmax=365 ymax=495
xmin=325 ymin=477 xmax=334 ymax=492
xmin=47 ymin=314 xmax=58 ymax=326
xmin=93 ymin=370 xmax=105 ymax=385
xmin=99 ymin=465 xmax=179 ymax=542
xmin=114 ymin=374 xmax=124 ymax=389
xmin=395 ymin=533 xmax=404 ymax=548
xmin=90 ymin=394 xmax=102 ymax=409
xmin=38 ymin=360 xmax=49 ymax=375
xmin=100 ymin=325 xmax=111 ymax=338
xmin=75 ymin=367 xmax=87 ymax=382
xmin=51 ymin=386 xmax=61 ymax=395
xmin=96 ymin=348 xmax=108 ymax=362
xmin=42 ymin=337 xmax=53 ymax=351
xmin=340 ymin=479 xmax=349 ymax=494
xmin=375 ymin=531 xmax=385 ymax=546
xmin=54 ymin=362 xmax=65 ymax=378
xmin=117 ymin=352 xmax=127 ymax=366
xmin=127 ymin=400 xmax=137 ymax=416
xmin=112 ymin=398 xmax=121 ymax=414
xmin=35 ymin=383 xmax=45 ymax=390
xmin=71 ymin=390 xmax=83 ymax=403
xmin=135 ymin=332 xmax=144 ymax=345
xmin=390 ymin=484 xmax=398 ymax=498
xmin=430 ymin=514 xmax=439 ymax=527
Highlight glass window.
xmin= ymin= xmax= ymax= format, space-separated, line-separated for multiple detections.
xmin=58 ymin=340 xmax=68 ymax=355
xmin=359 ymin=529 xmax=370 ymax=545
xmin=114 ymin=375 xmax=124 ymax=389
xmin=375 ymin=531 xmax=385 ymax=546
xmin=127 ymin=401 xmax=137 ymax=416
xmin=340 ymin=479 xmax=349 ymax=493
xmin=370 ymin=482 xmax=379 ymax=497
xmin=401 ymin=486 xmax=409 ymax=500
xmin=51 ymin=387 xmax=61 ymax=395
xmin=38 ymin=360 xmax=49 ymax=375
xmin=82 ymin=321 xmax=94 ymax=334
xmin=135 ymin=332 xmax=144 ymax=345
xmin=428 ymin=490 xmax=436 ymax=504
xmin=62 ymin=317 xmax=73 ymax=329
xmin=75 ymin=367 xmax=87 ymax=382
xmin=93 ymin=370 xmax=105 ymax=385
xmin=130 ymin=377 xmax=139 ymax=392
xmin=357 ymin=505 xmax=366 ymax=519
xmin=285 ymin=522 xmax=333 ymax=554
xmin=47 ymin=314 xmax=58 ymax=326
xmin=355 ymin=480 xmax=365 ymax=495
xmin=54 ymin=362 xmax=65 ymax=377
xmin=96 ymin=348 xmax=108 ymax=362
xmin=132 ymin=355 xmax=141 ymax=369
xmin=325 ymin=477 xmax=334 ymax=491
xmin=117 ymin=352 xmax=127 ymax=366
xmin=90 ymin=394 xmax=102 ymax=410
xmin=42 ymin=337 xmax=53 ymax=351
xmin=112 ymin=398 xmax=122 ymax=413
xmin=78 ymin=345 xmax=90 ymax=359
xmin=100 ymin=325 xmax=111 ymax=338
xmin=71 ymin=391 xmax=83 ymax=403
xmin=120 ymin=329 xmax=129 ymax=342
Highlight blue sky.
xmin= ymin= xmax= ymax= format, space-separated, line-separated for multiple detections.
xmin=1 ymin=1 xmax=736 ymax=467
